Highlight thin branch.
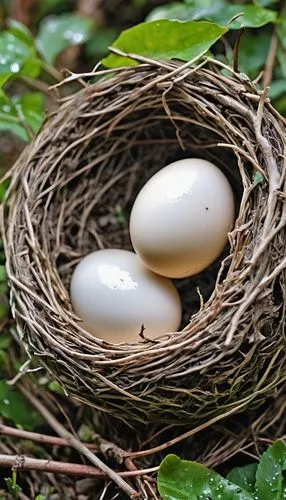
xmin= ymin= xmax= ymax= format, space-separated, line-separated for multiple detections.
xmin=0 ymin=424 xmax=98 ymax=450
xmin=262 ymin=30 xmax=278 ymax=89
xmin=41 ymin=62 xmax=62 ymax=82
xmin=10 ymin=0 xmax=36 ymax=27
xmin=20 ymin=77 xmax=59 ymax=100
xmin=126 ymin=397 xmax=257 ymax=459
xmin=233 ymin=27 xmax=245 ymax=73
xmin=0 ymin=454 xmax=158 ymax=479
xmin=77 ymin=0 xmax=104 ymax=24
xmin=18 ymin=384 xmax=139 ymax=499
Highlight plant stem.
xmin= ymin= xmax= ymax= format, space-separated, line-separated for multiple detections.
xmin=263 ymin=30 xmax=278 ymax=89
xmin=41 ymin=62 xmax=62 ymax=82
xmin=233 ymin=27 xmax=245 ymax=73
xmin=20 ymin=77 xmax=58 ymax=100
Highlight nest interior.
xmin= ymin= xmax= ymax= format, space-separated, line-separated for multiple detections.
xmin=2 ymin=58 xmax=286 ymax=426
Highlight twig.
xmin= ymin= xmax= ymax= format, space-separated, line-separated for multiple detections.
xmin=0 ymin=454 xmax=158 ymax=479
xmin=20 ymin=77 xmax=59 ymax=100
xmin=0 ymin=424 xmax=98 ymax=450
xmin=41 ymin=62 xmax=62 ymax=82
xmin=126 ymin=395 xmax=262 ymax=459
xmin=233 ymin=27 xmax=245 ymax=73
xmin=77 ymin=0 xmax=104 ymax=23
xmin=262 ymin=30 xmax=278 ymax=89
xmin=92 ymin=432 xmax=127 ymax=464
xmin=18 ymin=384 xmax=139 ymax=499
xmin=10 ymin=0 xmax=36 ymax=27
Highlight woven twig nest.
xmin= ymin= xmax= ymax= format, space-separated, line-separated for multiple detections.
xmin=2 ymin=58 xmax=286 ymax=426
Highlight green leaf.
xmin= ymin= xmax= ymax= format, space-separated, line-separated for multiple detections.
xmin=0 ymin=92 xmax=44 ymax=142
xmin=35 ymin=0 xmax=72 ymax=20
xmin=0 ymin=334 xmax=11 ymax=350
xmin=255 ymin=440 xmax=286 ymax=500
xmin=157 ymin=454 xmax=254 ymax=499
xmin=146 ymin=1 xmax=277 ymax=30
xmin=36 ymin=14 xmax=94 ymax=64
xmin=273 ymin=94 xmax=286 ymax=115
xmin=146 ymin=1 xmax=225 ymax=23
xmin=253 ymin=171 xmax=265 ymax=186
xmin=6 ymin=19 xmax=34 ymax=47
xmin=278 ymin=11 xmax=286 ymax=49
xmin=47 ymin=380 xmax=63 ymax=393
xmin=0 ymin=265 xmax=6 ymax=281
xmin=277 ymin=46 xmax=286 ymax=79
xmin=0 ymin=75 xmax=11 ymax=97
xmin=0 ymin=180 xmax=9 ymax=202
xmin=0 ymin=380 xmax=43 ymax=430
xmin=269 ymin=79 xmax=286 ymax=100
xmin=224 ymin=5 xmax=277 ymax=29
xmin=85 ymin=27 xmax=118 ymax=59
xmin=236 ymin=32 xmax=271 ymax=77
xmin=227 ymin=463 xmax=258 ymax=494
xmin=0 ymin=303 xmax=8 ymax=320
xmin=254 ymin=0 xmax=278 ymax=6
xmin=0 ymin=31 xmax=41 ymax=85
xmin=78 ymin=423 xmax=93 ymax=442
xmin=103 ymin=20 xmax=228 ymax=68
xmin=5 ymin=471 xmax=22 ymax=500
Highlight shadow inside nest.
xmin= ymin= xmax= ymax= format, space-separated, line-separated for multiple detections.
xmin=55 ymin=121 xmax=243 ymax=330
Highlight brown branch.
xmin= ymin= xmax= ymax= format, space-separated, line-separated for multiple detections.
xmin=262 ymin=30 xmax=278 ymax=89
xmin=18 ymin=384 xmax=139 ymax=499
xmin=233 ymin=27 xmax=245 ymax=73
xmin=0 ymin=454 xmax=158 ymax=479
xmin=77 ymin=0 xmax=104 ymax=24
xmin=10 ymin=0 xmax=37 ymax=28
xmin=0 ymin=424 xmax=98 ymax=450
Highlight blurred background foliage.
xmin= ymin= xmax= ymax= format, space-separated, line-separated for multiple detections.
xmin=0 ymin=0 xmax=285 ymax=167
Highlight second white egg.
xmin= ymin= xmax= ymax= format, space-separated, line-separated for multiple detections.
xmin=70 ymin=249 xmax=181 ymax=344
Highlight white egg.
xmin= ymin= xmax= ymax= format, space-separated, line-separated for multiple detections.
xmin=130 ymin=158 xmax=235 ymax=278
xmin=70 ymin=249 xmax=181 ymax=344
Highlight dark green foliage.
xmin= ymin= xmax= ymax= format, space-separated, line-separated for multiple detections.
xmin=146 ymin=1 xmax=277 ymax=29
xmin=36 ymin=13 xmax=94 ymax=64
xmin=5 ymin=471 xmax=22 ymax=500
xmin=158 ymin=441 xmax=286 ymax=500
xmin=0 ymin=92 xmax=44 ymax=141
xmin=0 ymin=380 xmax=43 ymax=430
xmin=103 ymin=19 xmax=228 ymax=67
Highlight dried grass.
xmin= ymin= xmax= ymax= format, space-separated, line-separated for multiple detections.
xmin=1 ymin=57 xmax=285 ymax=427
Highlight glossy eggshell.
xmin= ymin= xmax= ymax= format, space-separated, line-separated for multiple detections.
xmin=70 ymin=249 xmax=181 ymax=344
xmin=130 ymin=158 xmax=235 ymax=278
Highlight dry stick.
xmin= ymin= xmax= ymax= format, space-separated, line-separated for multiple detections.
xmin=0 ymin=424 xmax=98 ymax=450
xmin=233 ymin=26 xmax=245 ymax=73
xmin=262 ymin=30 xmax=278 ymax=89
xmin=18 ymin=384 xmax=139 ymax=499
xmin=0 ymin=454 xmax=158 ymax=479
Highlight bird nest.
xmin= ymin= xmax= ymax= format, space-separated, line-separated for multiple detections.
xmin=1 ymin=57 xmax=286 ymax=427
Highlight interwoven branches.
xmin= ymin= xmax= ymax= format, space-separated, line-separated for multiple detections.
xmin=1 ymin=58 xmax=285 ymax=426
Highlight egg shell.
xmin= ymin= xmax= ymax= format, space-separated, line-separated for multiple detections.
xmin=70 ymin=249 xmax=182 ymax=344
xmin=130 ymin=158 xmax=235 ymax=278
